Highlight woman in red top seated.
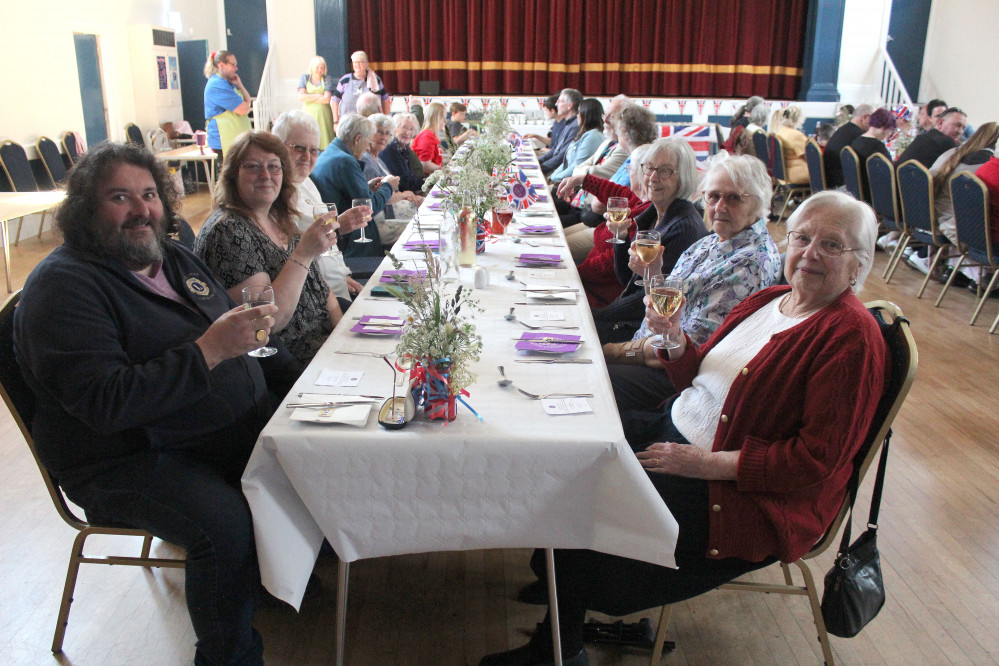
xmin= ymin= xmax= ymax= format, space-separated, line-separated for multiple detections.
xmin=411 ymin=101 xmax=446 ymax=175
xmin=479 ymin=191 xmax=887 ymax=666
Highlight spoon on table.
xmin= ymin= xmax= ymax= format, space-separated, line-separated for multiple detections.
xmin=497 ymin=365 xmax=512 ymax=388
xmin=506 ymin=270 xmax=516 ymax=281
xmin=504 ymin=307 xmax=516 ymax=321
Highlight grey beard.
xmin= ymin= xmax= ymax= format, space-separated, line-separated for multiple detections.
xmin=101 ymin=218 xmax=166 ymax=270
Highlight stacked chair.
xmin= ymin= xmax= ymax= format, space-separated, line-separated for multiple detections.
xmin=949 ymin=172 xmax=999 ymax=331
xmin=61 ymin=131 xmax=83 ymax=165
xmin=36 ymin=137 xmax=68 ymax=188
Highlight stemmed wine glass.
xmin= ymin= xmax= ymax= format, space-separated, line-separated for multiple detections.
xmin=633 ymin=229 xmax=661 ymax=287
xmin=241 ymin=285 xmax=278 ymax=357
xmin=606 ymin=197 xmax=630 ymax=244
xmin=352 ymin=197 xmax=373 ymax=244
xmin=648 ymin=274 xmax=684 ymax=350
xmin=313 ymin=202 xmax=338 ymax=256
xmin=493 ymin=201 xmax=514 ymax=236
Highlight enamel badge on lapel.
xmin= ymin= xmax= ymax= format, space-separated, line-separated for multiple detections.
xmin=185 ymin=276 xmax=211 ymax=298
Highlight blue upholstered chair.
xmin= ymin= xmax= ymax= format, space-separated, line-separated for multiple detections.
xmin=770 ymin=133 xmax=811 ymax=221
xmin=949 ymin=171 xmax=999 ymax=330
xmin=897 ymin=159 xmax=952 ymax=298
xmin=0 ymin=140 xmax=49 ymax=245
xmin=805 ymin=138 xmax=826 ymax=194
xmin=840 ymin=146 xmax=864 ymax=202
xmin=866 ymin=153 xmax=908 ymax=281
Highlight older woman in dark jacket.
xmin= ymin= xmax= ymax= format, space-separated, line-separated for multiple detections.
xmin=379 ymin=112 xmax=425 ymax=194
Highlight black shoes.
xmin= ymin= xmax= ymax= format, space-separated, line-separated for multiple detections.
xmin=478 ymin=644 xmax=589 ymax=666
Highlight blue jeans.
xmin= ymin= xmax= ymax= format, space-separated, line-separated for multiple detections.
xmin=61 ymin=448 xmax=263 ymax=665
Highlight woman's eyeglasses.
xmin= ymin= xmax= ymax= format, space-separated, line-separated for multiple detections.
xmin=703 ymin=191 xmax=753 ymax=207
xmin=286 ymin=144 xmax=321 ymax=157
xmin=640 ymin=164 xmax=677 ymax=178
xmin=786 ymin=230 xmax=857 ymax=257
xmin=240 ymin=162 xmax=284 ymax=174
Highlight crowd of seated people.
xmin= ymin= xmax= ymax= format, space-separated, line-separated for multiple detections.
xmin=14 ymin=86 xmax=946 ymax=665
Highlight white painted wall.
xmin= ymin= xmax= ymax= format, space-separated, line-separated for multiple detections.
xmin=836 ymin=0 xmax=892 ymax=107
xmin=921 ymin=0 xmax=999 ymax=128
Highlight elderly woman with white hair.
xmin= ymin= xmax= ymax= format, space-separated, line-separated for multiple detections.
xmin=361 ymin=113 xmax=423 ymax=245
xmin=297 ymin=56 xmax=335 ymax=148
xmin=379 ymin=112 xmax=427 ymax=194
xmin=604 ymin=154 xmax=782 ymax=410
xmin=312 ymin=113 xmax=399 ymax=260
xmin=271 ymin=110 xmax=366 ymax=300
xmin=775 ymin=103 xmax=810 ymax=184
xmin=590 ymin=137 xmax=707 ymax=344
xmin=481 ymin=190 xmax=886 ymax=666
xmin=332 ymin=50 xmax=390 ymax=123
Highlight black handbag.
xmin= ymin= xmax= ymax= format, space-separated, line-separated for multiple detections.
xmin=820 ymin=433 xmax=890 ymax=638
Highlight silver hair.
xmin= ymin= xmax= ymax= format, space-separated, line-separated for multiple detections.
xmin=642 ymin=137 xmax=699 ymax=201
xmin=271 ymin=109 xmax=320 ymax=143
xmin=393 ymin=112 xmax=419 ymax=131
xmin=785 ymin=191 xmax=877 ymax=291
xmin=702 ymin=154 xmax=773 ymax=220
xmin=629 ymin=144 xmax=653 ymax=199
xmin=749 ymin=104 xmax=770 ymax=127
xmin=746 ymin=96 xmax=765 ymax=112
xmin=336 ymin=113 xmax=375 ymax=144
xmin=368 ymin=113 xmax=396 ymax=132
xmin=356 ymin=92 xmax=381 ymax=117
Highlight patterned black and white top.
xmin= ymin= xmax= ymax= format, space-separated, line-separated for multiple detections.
xmin=194 ymin=209 xmax=333 ymax=364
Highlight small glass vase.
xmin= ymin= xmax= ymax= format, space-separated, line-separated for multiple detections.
xmin=458 ymin=207 xmax=477 ymax=267
xmin=421 ymin=358 xmax=457 ymax=421
xmin=438 ymin=208 xmax=461 ymax=282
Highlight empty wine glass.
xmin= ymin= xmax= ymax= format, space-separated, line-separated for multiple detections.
xmin=241 ymin=285 xmax=278 ymax=357
xmin=648 ymin=274 xmax=684 ymax=350
xmin=352 ymin=197 xmax=373 ymax=244
xmin=606 ymin=197 xmax=630 ymax=244
xmin=313 ymin=202 xmax=338 ymax=256
xmin=633 ymin=229 xmax=661 ymax=287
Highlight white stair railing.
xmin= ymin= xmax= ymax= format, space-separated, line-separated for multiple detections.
xmin=252 ymin=48 xmax=278 ymax=131
xmin=877 ymin=47 xmax=913 ymax=109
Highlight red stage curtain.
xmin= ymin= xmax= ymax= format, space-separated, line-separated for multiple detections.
xmin=348 ymin=0 xmax=807 ymax=98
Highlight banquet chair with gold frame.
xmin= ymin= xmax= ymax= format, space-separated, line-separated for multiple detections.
xmin=752 ymin=131 xmax=771 ymax=174
xmin=866 ymin=153 xmax=909 ymax=282
xmin=839 ymin=146 xmax=865 ymax=202
xmin=36 ymin=136 xmax=68 ymax=188
xmin=806 ymin=138 xmax=827 ymax=194
xmin=897 ymin=160 xmax=952 ymax=297
xmin=0 ymin=291 xmax=186 ymax=654
xmin=61 ymin=131 xmax=82 ymax=165
xmin=0 ymin=139 xmax=49 ymax=246
xmin=647 ymin=300 xmax=917 ymax=666
xmin=948 ymin=172 xmax=999 ymax=330
xmin=770 ymin=133 xmax=811 ymax=221
xmin=124 ymin=122 xmax=146 ymax=148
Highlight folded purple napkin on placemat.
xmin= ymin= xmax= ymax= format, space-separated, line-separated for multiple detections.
xmin=402 ymin=239 xmax=440 ymax=250
xmin=515 ymin=332 xmax=582 ymax=353
xmin=518 ymin=253 xmax=562 ymax=265
xmin=350 ymin=316 xmax=405 ymax=335
xmin=519 ymin=225 xmax=556 ymax=234
xmin=380 ymin=269 xmax=427 ymax=283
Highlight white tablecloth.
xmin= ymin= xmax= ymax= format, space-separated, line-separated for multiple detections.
xmin=242 ymin=160 xmax=679 ymax=610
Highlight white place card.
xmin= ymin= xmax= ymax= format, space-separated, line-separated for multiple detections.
xmin=526 ymin=269 xmax=560 ymax=280
xmin=315 ymin=369 xmax=363 ymax=387
xmin=542 ymin=398 xmax=592 ymax=415
xmin=530 ymin=311 xmax=567 ymax=321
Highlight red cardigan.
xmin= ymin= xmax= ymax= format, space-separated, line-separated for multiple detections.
xmin=661 ymin=286 xmax=887 ymax=563
xmin=411 ymin=129 xmax=443 ymax=167
xmin=577 ymin=175 xmax=650 ymax=307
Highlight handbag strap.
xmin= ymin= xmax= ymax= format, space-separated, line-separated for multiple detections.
xmin=837 ymin=430 xmax=891 ymax=555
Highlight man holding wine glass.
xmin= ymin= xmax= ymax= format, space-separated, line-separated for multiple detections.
xmin=14 ymin=142 xmax=303 ymax=665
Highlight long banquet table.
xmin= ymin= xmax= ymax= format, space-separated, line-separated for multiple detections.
xmin=241 ymin=153 xmax=678 ymax=664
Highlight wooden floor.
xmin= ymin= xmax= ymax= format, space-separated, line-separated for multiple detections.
xmin=2 ymin=192 xmax=999 ymax=665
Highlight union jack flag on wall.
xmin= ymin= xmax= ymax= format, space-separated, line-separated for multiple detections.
xmin=658 ymin=124 xmax=716 ymax=162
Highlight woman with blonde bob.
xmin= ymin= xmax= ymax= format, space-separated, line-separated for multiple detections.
xmin=297 ymin=56 xmax=336 ymax=149
xmin=411 ymin=102 xmax=447 ymax=174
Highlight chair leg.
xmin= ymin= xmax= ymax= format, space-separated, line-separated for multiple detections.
xmin=884 ymin=236 xmax=911 ymax=283
xmin=970 ymin=270 xmax=999 ymax=326
xmin=52 ymin=530 xmax=90 ymax=653
xmin=934 ymin=255 xmax=965 ymax=307
xmin=140 ymin=534 xmax=153 ymax=559
xmin=14 ymin=216 xmax=24 ymax=247
xmin=916 ymin=245 xmax=948 ymax=298
xmin=649 ymin=605 xmax=673 ymax=666
xmin=37 ymin=211 xmax=47 ymax=239
xmin=793 ymin=560 xmax=836 ymax=666
xmin=989 ymin=308 xmax=999 ymax=334
xmin=780 ymin=562 xmax=794 ymax=585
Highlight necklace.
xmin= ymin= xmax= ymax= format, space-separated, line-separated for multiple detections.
xmin=778 ymin=293 xmax=825 ymax=319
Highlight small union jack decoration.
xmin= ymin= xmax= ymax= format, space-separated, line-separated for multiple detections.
xmin=507 ymin=168 xmax=538 ymax=211
xmin=641 ymin=99 xmax=652 ymax=109
xmin=695 ymin=100 xmax=706 ymax=115
xmin=677 ymin=100 xmax=688 ymax=114
xmin=422 ymin=97 xmax=433 ymax=107
xmin=713 ymin=100 xmax=723 ymax=114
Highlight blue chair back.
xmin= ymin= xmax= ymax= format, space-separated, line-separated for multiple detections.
xmin=897 ymin=160 xmax=939 ymax=243
xmin=771 ymin=134 xmax=788 ymax=181
xmin=805 ymin=139 xmax=825 ymax=193
xmin=752 ymin=131 xmax=770 ymax=172
xmin=0 ymin=141 xmax=39 ymax=192
xmin=125 ymin=123 xmax=144 ymax=147
xmin=61 ymin=132 xmax=81 ymax=165
xmin=949 ymin=171 xmax=995 ymax=266
xmin=867 ymin=153 xmax=901 ymax=233
xmin=36 ymin=137 xmax=67 ymax=187
xmin=840 ymin=146 xmax=863 ymax=201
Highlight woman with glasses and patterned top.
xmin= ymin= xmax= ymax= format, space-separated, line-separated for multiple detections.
xmin=604 ymin=155 xmax=781 ymax=412
xmin=193 ymin=130 xmax=366 ymax=364
xmin=481 ymin=190 xmax=886 ymax=666
xmin=271 ymin=110 xmax=368 ymax=302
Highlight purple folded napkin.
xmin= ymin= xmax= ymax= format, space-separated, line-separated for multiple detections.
xmin=515 ymin=332 xmax=582 ymax=353
xmin=380 ymin=269 xmax=427 ymax=283
xmin=518 ymin=253 xmax=562 ymax=265
xmin=519 ymin=225 xmax=556 ymax=234
xmin=350 ymin=315 xmax=405 ymax=335
xmin=402 ymin=239 xmax=440 ymax=250
xmin=427 ymin=202 xmax=443 ymax=210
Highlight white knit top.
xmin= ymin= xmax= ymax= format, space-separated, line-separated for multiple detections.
xmin=671 ymin=297 xmax=809 ymax=450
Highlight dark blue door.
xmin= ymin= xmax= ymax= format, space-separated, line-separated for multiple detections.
xmin=73 ymin=33 xmax=108 ymax=145
xmin=223 ymin=0 xmax=268 ymax=97
xmin=887 ymin=0 xmax=933 ymax=101
xmin=178 ymin=40 xmax=209 ymax=132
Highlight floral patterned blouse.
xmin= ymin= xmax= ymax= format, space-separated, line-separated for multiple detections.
xmin=194 ymin=209 xmax=333 ymax=364
xmin=633 ymin=218 xmax=782 ymax=345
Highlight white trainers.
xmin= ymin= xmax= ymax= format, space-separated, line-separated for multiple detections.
xmin=876 ymin=233 xmax=892 ymax=251
xmin=906 ymin=254 xmax=931 ymax=275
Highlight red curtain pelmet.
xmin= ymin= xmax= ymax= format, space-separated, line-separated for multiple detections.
xmin=348 ymin=0 xmax=807 ymax=98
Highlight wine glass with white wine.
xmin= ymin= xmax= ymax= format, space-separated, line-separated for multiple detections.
xmin=605 ymin=197 xmax=630 ymax=244
xmin=241 ymin=285 xmax=278 ymax=357
xmin=633 ymin=229 xmax=661 ymax=287
xmin=352 ymin=197 xmax=373 ymax=244
xmin=648 ymin=274 xmax=684 ymax=350
xmin=313 ymin=203 xmax=338 ymax=256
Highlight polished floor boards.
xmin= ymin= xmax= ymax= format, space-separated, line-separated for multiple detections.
xmin=2 ymin=205 xmax=998 ymax=665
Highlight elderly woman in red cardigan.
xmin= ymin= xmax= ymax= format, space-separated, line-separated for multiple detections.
xmin=479 ymin=190 xmax=886 ymax=666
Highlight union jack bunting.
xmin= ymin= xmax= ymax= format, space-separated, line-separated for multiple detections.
xmin=659 ymin=124 xmax=714 ymax=162
xmin=713 ymin=100 xmax=723 ymax=114
xmin=677 ymin=100 xmax=688 ymax=114
xmin=507 ymin=168 xmax=539 ymax=210
xmin=536 ymin=97 xmax=545 ymax=108
xmin=695 ymin=100 xmax=706 ymax=115
xmin=422 ymin=97 xmax=433 ymax=107
xmin=499 ymin=98 xmax=509 ymax=107
xmin=461 ymin=98 xmax=471 ymax=107
xmin=641 ymin=99 xmax=653 ymax=109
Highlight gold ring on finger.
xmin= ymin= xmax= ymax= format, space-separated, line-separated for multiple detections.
xmin=255 ymin=329 xmax=267 ymax=342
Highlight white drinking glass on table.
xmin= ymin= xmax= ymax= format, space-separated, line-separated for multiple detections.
xmin=648 ymin=274 xmax=684 ymax=350
xmin=351 ymin=197 xmax=373 ymax=244
xmin=606 ymin=197 xmax=630 ymax=244
xmin=633 ymin=229 xmax=661 ymax=288
xmin=241 ymin=285 xmax=278 ymax=357
xmin=313 ymin=203 xmax=339 ymax=256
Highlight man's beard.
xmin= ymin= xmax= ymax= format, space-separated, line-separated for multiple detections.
xmin=100 ymin=216 xmax=166 ymax=270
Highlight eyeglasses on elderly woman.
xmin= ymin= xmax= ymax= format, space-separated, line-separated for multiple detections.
xmin=703 ymin=191 xmax=755 ymax=207
xmin=286 ymin=143 xmax=321 ymax=157
xmin=786 ymin=230 xmax=858 ymax=257
xmin=641 ymin=164 xmax=677 ymax=178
